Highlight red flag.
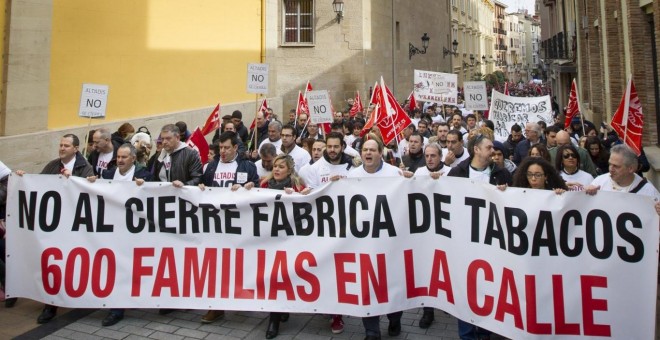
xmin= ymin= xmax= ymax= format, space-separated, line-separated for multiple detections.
xmin=407 ymin=91 xmax=417 ymax=112
xmin=349 ymin=91 xmax=363 ymax=117
xmin=186 ymin=127 xmax=210 ymax=164
xmin=376 ymin=77 xmax=413 ymax=146
xmin=611 ymin=78 xmax=644 ymax=156
xmin=200 ymin=103 xmax=221 ymax=136
xmin=249 ymin=98 xmax=269 ymax=130
xmin=503 ymin=82 xmax=509 ymax=96
xmin=360 ymin=83 xmax=381 ymax=136
xmin=563 ymin=79 xmax=580 ymax=129
xmin=296 ymin=91 xmax=309 ymax=116
xmin=305 ymin=81 xmax=313 ymax=93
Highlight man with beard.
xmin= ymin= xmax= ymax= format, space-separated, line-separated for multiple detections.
xmin=87 ymin=143 xmax=152 ymax=327
xmin=442 ymin=130 xmax=469 ymax=167
xmin=347 ymin=137 xmax=402 ymax=340
xmin=450 ymin=113 xmax=467 ymax=135
xmin=281 ymin=124 xmax=311 ymax=172
xmin=413 ymin=143 xmax=450 ymax=178
xmin=255 ymin=143 xmax=278 ymax=180
xmin=401 ymin=133 xmax=426 ymax=172
xmin=447 ymin=134 xmax=511 ymax=339
xmin=303 ymin=132 xmax=356 ymax=190
xmin=436 ymin=122 xmax=450 ymax=148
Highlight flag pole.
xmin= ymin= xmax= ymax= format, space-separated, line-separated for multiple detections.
xmin=574 ymin=78 xmax=586 ymax=136
xmin=622 ymin=76 xmax=632 ymax=146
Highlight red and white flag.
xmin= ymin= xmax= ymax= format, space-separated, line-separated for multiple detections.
xmin=305 ymin=80 xmax=313 ymax=94
xmin=360 ymin=83 xmax=381 ymax=136
xmin=296 ymin=91 xmax=309 ymax=116
xmin=376 ymin=77 xmax=413 ymax=146
xmin=249 ymin=98 xmax=269 ymax=130
xmin=564 ymin=79 xmax=580 ymax=129
xmin=611 ymin=78 xmax=644 ymax=156
xmin=200 ymin=103 xmax=221 ymax=136
xmin=407 ymin=91 xmax=417 ymax=112
xmin=349 ymin=91 xmax=363 ymax=117
xmin=186 ymin=127 xmax=210 ymax=164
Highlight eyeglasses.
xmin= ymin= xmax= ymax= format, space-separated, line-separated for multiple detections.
xmin=562 ymin=153 xmax=577 ymax=159
xmin=526 ymin=172 xmax=545 ymax=179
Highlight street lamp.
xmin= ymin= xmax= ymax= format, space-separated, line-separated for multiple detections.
xmin=409 ymin=33 xmax=430 ymax=59
xmin=443 ymin=39 xmax=459 ymax=58
xmin=332 ymin=0 xmax=344 ymax=24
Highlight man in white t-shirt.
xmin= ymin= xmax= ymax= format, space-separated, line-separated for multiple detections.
xmin=255 ymin=143 xmax=278 ymax=180
xmin=346 ymin=138 xmax=402 ymax=340
xmin=298 ymin=139 xmax=326 ymax=180
xmin=258 ymin=120 xmax=283 ymax=154
xmin=304 ymin=132 xmax=356 ymax=189
xmin=413 ymin=143 xmax=450 ymax=178
xmin=88 ymin=127 xmax=117 ymax=177
xmin=586 ymin=145 xmax=660 ymax=205
xmin=442 ymin=130 xmax=469 ymax=167
xmin=280 ymin=125 xmax=311 ymax=173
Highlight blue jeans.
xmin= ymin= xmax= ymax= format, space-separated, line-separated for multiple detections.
xmin=458 ymin=319 xmax=491 ymax=340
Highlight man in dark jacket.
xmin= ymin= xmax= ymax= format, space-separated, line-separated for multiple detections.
xmin=445 ymin=133 xmax=511 ymax=340
xmin=153 ymin=124 xmax=202 ymax=188
xmin=502 ymin=123 xmax=524 ymax=161
xmin=247 ymin=111 xmax=270 ymax=156
xmin=87 ymin=127 xmax=117 ymax=177
xmin=401 ymin=132 xmax=426 ymax=172
xmin=15 ymin=133 xmax=94 ymax=324
xmin=201 ymin=131 xmax=258 ymax=189
xmin=231 ymin=110 xmax=249 ymax=144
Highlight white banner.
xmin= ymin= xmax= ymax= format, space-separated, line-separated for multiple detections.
xmin=78 ymin=84 xmax=109 ymax=118
xmin=489 ymin=90 xmax=554 ymax=142
xmin=6 ymin=175 xmax=659 ymax=339
xmin=413 ymin=70 xmax=458 ymax=105
xmin=247 ymin=63 xmax=269 ymax=94
xmin=306 ymin=90 xmax=333 ymax=124
xmin=463 ymin=81 xmax=488 ymax=110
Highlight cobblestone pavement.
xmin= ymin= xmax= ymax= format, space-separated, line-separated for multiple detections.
xmin=5 ymin=299 xmax=471 ymax=340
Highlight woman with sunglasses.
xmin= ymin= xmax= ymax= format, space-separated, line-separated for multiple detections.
xmin=555 ymin=144 xmax=594 ymax=190
xmin=513 ymin=157 xmax=568 ymax=194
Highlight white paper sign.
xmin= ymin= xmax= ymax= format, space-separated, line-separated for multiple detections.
xmin=463 ymin=81 xmax=488 ymax=110
xmin=247 ymin=63 xmax=269 ymax=94
xmin=413 ymin=70 xmax=458 ymax=105
xmin=78 ymin=84 xmax=109 ymax=118
xmin=489 ymin=90 xmax=554 ymax=142
xmin=306 ymin=90 xmax=333 ymax=124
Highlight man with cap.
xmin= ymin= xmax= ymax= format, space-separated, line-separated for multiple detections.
xmin=231 ymin=110 xmax=249 ymax=143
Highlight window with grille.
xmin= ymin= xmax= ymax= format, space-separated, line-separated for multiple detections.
xmin=283 ymin=0 xmax=314 ymax=45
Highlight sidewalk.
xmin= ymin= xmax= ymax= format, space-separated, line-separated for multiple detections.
xmin=4 ymin=299 xmax=463 ymax=340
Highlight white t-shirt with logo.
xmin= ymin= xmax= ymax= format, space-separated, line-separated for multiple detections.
xmin=213 ymin=161 xmax=238 ymax=187
xmin=468 ymin=165 xmax=492 ymax=183
xmin=303 ymin=157 xmax=354 ymax=189
xmin=96 ymin=151 xmax=113 ymax=175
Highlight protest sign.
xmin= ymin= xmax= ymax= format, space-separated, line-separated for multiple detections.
xmin=413 ymin=70 xmax=458 ymax=105
xmin=463 ymin=81 xmax=488 ymax=110
xmin=306 ymin=90 xmax=333 ymax=124
xmin=247 ymin=63 xmax=269 ymax=94
xmin=78 ymin=84 xmax=109 ymax=118
xmin=489 ymin=90 xmax=554 ymax=141
xmin=6 ymin=175 xmax=658 ymax=339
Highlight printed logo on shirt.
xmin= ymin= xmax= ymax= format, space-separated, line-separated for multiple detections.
xmin=214 ymin=172 xmax=236 ymax=187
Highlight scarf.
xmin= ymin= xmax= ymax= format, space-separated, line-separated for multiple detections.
xmin=268 ymin=177 xmax=292 ymax=190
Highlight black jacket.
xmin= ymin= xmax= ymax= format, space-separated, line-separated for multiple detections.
xmin=41 ymin=152 xmax=94 ymax=178
xmin=402 ymin=150 xmax=426 ymax=173
xmin=447 ymin=158 xmax=512 ymax=186
xmin=87 ymin=147 xmax=117 ymax=177
xmin=152 ymin=146 xmax=202 ymax=185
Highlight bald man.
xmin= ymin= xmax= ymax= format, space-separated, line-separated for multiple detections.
xmin=549 ymin=130 xmax=597 ymax=176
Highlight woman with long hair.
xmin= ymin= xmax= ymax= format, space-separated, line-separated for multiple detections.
xmin=513 ymin=157 xmax=568 ymax=194
xmin=585 ymin=136 xmax=609 ymax=175
xmin=555 ymin=144 xmax=594 ymax=190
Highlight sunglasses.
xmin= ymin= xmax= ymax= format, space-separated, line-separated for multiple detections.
xmin=562 ymin=153 xmax=577 ymax=159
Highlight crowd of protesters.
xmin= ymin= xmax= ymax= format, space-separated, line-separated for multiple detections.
xmin=1 ymin=89 xmax=660 ymax=340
